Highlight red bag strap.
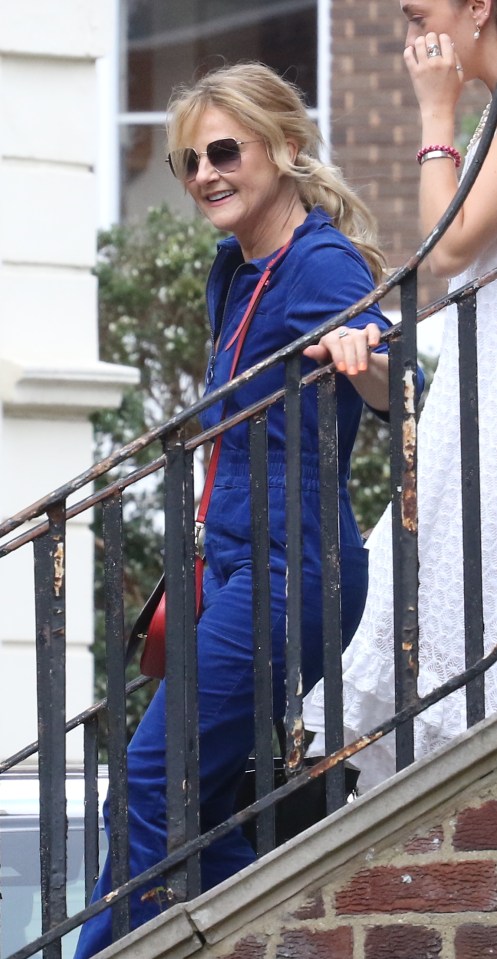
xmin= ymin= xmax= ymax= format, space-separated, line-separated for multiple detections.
xmin=196 ymin=238 xmax=291 ymax=526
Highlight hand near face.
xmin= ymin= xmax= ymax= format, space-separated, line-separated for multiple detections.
xmin=404 ymin=31 xmax=463 ymax=113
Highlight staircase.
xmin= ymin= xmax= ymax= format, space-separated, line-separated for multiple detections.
xmin=2 ymin=99 xmax=497 ymax=959
xmin=85 ymin=714 xmax=497 ymax=959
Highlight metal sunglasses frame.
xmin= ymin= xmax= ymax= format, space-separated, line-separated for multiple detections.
xmin=166 ymin=137 xmax=262 ymax=181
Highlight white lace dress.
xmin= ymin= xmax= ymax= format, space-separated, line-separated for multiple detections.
xmin=305 ymin=141 xmax=497 ymax=792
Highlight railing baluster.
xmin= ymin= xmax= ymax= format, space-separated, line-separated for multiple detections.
xmin=33 ymin=503 xmax=67 ymax=959
xmin=83 ymin=717 xmax=100 ymax=905
xmin=391 ymin=270 xmax=420 ymax=772
xmin=182 ymin=446 xmax=201 ymax=898
xmin=249 ymin=413 xmax=275 ymax=853
xmin=102 ymin=494 xmax=130 ymax=939
xmin=164 ymin=436 xmax=200 ymax=902
xmin=284 ymin=355 xmax=304 ymax=776
xmin=458 ymin=294 xmax=485 ymax=725
xmin=317 ymin=372 xmax=346 ymax=811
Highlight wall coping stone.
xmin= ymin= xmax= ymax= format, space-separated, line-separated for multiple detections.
xmin=89 ymin=711 xmax=497 ymax=959
xmin=0 ymin=359 xmax=139 ymax=415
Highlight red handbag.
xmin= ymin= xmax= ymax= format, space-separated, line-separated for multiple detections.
xmin=126 ymin=239 xmax=291 ymax=679
xmin=138 ymin=552 xmax=205 ymax=678
xmin=125 ymin=436 xmax=220 ymax=679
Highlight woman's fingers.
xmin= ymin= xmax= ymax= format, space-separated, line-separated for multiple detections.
xmin=405 ymin=31 xmax=460 ymax=83
xmin=304 ymin=324 xmax=382 ymax=376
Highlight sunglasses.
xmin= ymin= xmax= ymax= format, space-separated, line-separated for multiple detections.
xmin=166 ymin=137 xmax=262 ymax=182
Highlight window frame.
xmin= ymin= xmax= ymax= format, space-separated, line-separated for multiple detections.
xmin=97 ymin=0 xmax=331 ymax=227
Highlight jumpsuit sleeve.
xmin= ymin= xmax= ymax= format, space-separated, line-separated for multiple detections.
xmin=284 ymin=239 xmax=389 ymax=339
xmin=283 ymin=238 xmax=424 ymax=408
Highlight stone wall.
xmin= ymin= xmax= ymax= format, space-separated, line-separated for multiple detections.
xmin=216 ymin=771 xmax=497 ymax=959
xmin=103 ymin=719 xmax=497 ymax=959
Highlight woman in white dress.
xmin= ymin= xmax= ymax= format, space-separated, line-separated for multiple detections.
xmin=304 ymin=0 xmax=497 ymax=792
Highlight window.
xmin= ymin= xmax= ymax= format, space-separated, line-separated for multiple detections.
xmin=112 ymin=0 xmax=326 ymax=222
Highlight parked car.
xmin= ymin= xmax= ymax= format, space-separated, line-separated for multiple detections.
xmin=0 ymin=766 xmax=108 ymax=959
xmin=1 ymin=749 xmax=356 ymax=958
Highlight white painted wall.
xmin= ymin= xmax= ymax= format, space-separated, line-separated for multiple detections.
xmin=0 ymin=0 xmax=138 ymax=762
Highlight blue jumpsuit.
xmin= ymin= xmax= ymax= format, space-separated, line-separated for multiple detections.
xmin=75 ymin=207 xmax=395 ymax=958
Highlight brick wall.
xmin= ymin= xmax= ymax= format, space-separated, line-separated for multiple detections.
xmin=330 ymin=0 xmax=489 ymax=306
xmin=214 ymin=777 xmax=497 ymax=959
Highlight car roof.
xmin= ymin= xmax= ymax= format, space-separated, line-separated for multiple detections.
xmin=0 ymin=765 xmax=109 ymax=818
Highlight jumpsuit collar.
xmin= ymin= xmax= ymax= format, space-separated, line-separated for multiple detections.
xmin=206 ymin=207 xmax=334 ymax=338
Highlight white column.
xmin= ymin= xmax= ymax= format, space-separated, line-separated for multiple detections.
xmin=0 ymin=0 xmax=138 ymax=762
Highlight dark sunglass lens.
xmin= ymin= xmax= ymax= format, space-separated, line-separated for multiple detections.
xmin=184 ymin=149 xmax=199 ymax=180
xmin=208 ymin=139 xmax=241 ymax=173
xmin=169 ymin=148 xmax=198 ymax=181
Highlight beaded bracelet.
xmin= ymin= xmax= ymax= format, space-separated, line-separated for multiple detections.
xmin=416 ymin=144 xmax=462 ymax=168
xmin=420 ymin=150 xmax=457 ymax=166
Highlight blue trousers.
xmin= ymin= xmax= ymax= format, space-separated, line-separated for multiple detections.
xmin=74 ymin=544 xmax=367 ymax=959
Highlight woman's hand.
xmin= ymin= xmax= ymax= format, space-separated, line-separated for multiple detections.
xmin=304 ymin=322 xmax=389 ymax=411
xmin=402 ymin=30 xmax=497 ymax=278
xmin=403 ymin=32 xmax=463 ymax=120
xmin=304 ymin=322 xmax=383 ymax=376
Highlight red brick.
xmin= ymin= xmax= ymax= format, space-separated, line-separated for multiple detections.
xmin=277 ymin=927 xmax=353 ymax=959
xmin=453 ymin=801 xmax=497 ymax=851
xmin=455 ymin=924 xmax=497 ymax=958
xmin=365 ymin=924 xmax=442 ymax=959
xmin=404 ymin=826 xmax=444 ymax=854
xmin=222 ymin=935 xmax=268 ymax=959
xmin=292 ymin=890 xmax=325 ymax=920
xmin=335 ymin=862 xmax=497 ymax=914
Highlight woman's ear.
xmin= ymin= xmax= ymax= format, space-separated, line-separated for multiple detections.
xmin=471 ymin=0 xmax=493 ymax=30
xmin=286 ymin=138 xmax=299 ymax=164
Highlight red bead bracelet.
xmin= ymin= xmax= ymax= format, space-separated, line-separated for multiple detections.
xmin=416 ymin=144 xmax=462 ymax=168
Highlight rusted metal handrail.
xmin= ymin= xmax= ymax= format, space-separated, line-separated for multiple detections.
xmin=2 ymin=87 xmax=497 ymax=959
xmin=2 ymin=90 xmax=496 ymax=546
xmin=2 ymin=259 xmax=497 ymax=560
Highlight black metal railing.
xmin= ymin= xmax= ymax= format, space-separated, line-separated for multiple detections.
xmin=2 ymin=91 xmax=497 ymax=959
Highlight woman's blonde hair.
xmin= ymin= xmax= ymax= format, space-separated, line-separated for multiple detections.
xmin=166 ymin=62 xmax=386 ymax=283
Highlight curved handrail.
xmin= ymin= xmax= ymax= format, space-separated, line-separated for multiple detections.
xmin=1 ymin=91 xmax=497 ymax=544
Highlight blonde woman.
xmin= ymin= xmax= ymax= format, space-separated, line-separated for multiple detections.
xmin=75 ymin=61 xmax=398 ymax=957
